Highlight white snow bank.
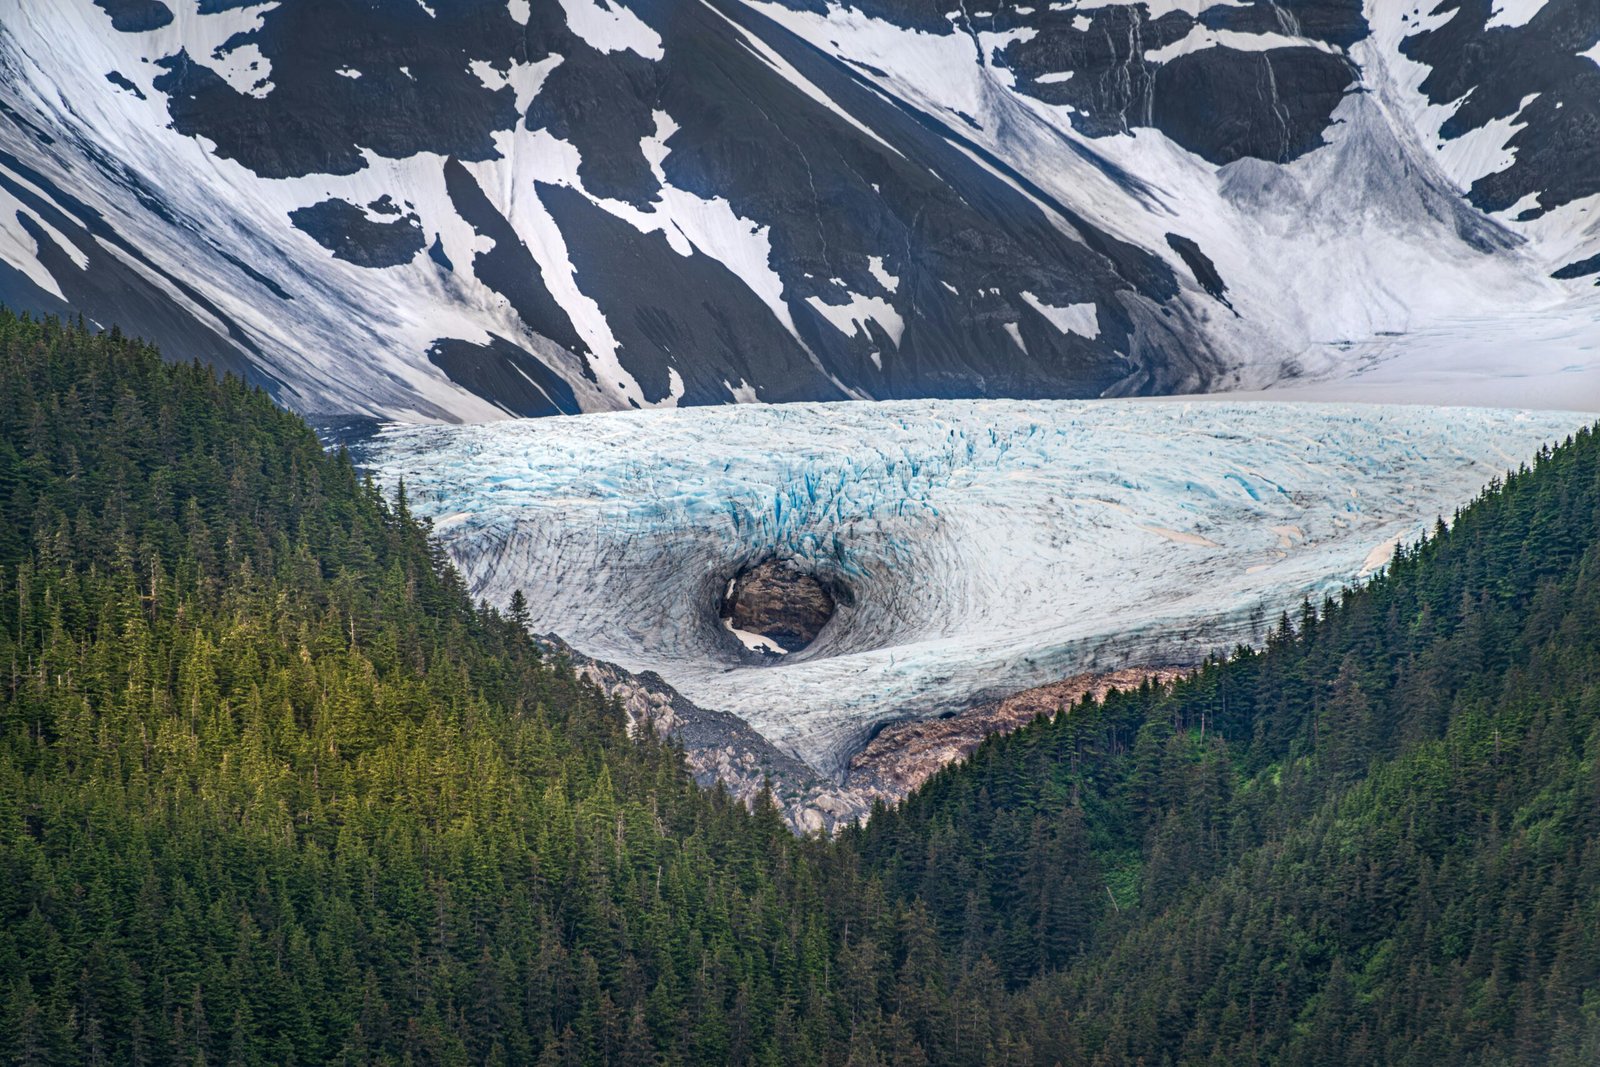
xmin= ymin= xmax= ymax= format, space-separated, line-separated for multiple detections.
xmin=555 ymin=0 xmax=663 ymax=60
xmin=1486 ymin=0 xmax=1549 ymax=30
xmin=1020 ymin=291 xmax=1099 ymax=339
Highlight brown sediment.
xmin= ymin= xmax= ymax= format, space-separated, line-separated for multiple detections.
xmin=839 ymin=666 xmax=1190 ymax=802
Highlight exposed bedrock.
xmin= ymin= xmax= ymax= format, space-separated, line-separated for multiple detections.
xmin=721 ymin=559 xmax=840 ymax=653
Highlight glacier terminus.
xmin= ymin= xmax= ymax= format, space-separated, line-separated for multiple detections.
xmin=365 ymin=399 xmax=1592 ymax=775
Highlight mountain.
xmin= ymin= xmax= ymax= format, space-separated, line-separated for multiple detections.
xmin=0 ymin=0 xmax=1596 ymax=421
xmin=5 ymin=311 xmax=1600 ymax=1064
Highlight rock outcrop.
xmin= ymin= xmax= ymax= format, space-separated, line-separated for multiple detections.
xmin=843 ymin=667 xmax=1191 ymax=801
xmin=721 ymin=560 xmax=837 ymax=652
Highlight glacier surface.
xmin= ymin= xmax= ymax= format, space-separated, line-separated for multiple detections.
xmin=367 ymin=400 xmax=1592 ymax=774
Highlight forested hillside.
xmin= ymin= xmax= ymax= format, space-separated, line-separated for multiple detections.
xmin=2 ymin=312 xmax=1599 ymax=1065
xmin=856 ymin=420 xmax=1600 ymax=1063
xmin=0 ymin=313 xmax=862 ymax=1065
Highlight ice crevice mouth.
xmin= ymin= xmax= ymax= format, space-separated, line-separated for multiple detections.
xmin=717 ymin=559 xmax=844 ymax=660
xmin=363 ymin=399 xmax=1592 ymax=777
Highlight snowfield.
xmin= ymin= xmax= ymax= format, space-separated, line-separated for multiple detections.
xmin=366 ymin=399 xmax=1593 ymax=774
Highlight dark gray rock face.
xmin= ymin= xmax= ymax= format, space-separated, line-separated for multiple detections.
xmin=150 ymin=0 xmax=525 ymax=180
xmin=1399 ymin=0 xmax=1600 ymax=216
xmin=1001 ymin=2 xmax=1359 ymax=163
xmin=92 ymin=0 xmax=172 ymax=33
xmin=426 ymin=336 xmax=582 ymax=418
xmin=289 ymin=197 xmax=425 ymax=268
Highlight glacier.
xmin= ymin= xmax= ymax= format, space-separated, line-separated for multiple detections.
xmin=364 ymin=399 xmax=1593 ymax=775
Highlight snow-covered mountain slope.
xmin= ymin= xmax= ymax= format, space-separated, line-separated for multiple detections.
xmin=363 ymin=399 xmax=1591 ymax=773
xmin=0 ymin=0 xmax=1595 ymax=420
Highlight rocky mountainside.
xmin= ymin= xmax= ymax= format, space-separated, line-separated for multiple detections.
xmin=0 ymin=0 xmax=1595 ymax=420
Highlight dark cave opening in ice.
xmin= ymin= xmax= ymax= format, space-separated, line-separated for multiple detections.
xmin=719 ymin=559 xmax=840 ymax=656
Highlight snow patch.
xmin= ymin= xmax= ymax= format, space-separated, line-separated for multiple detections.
xmin=0 ymin=199 xmax=72 ymax=298
xmin=1485 ymin=0 xmax=1549 ymax=30
xmin=976 ymin=27 xmax=1037 ymax=89
xmin=1433 ymin=93 xmax=1538 ymax=188
xmin=663 ymin=367 xmax=686 ymax=406
xmin=805 ymin=291 xmax=906 ymax=346
xmin=867 ymin=254 xmax=899 ymax=293
xmin=1145 ymin=27 xmax=1340 ymax=64
xmin=724 ymin=378 xmax=759 ymax=403
xmin=1020 ymin=291 xmax=1099 ymax=339
xmin=1498 ymin=191 xmax=1542 ymax=218
xmin=1061 ymin=0 xmax=1248 ymax=14
xmin=469 ymin=56 xmax=557 ymax=113
xmin=205 ymin=40 xmax=272 ymax=99
xmin=555 ymin=0 xmax=664 ymax=60
xmin=725 ymin=617 xmax=789 ymax=655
